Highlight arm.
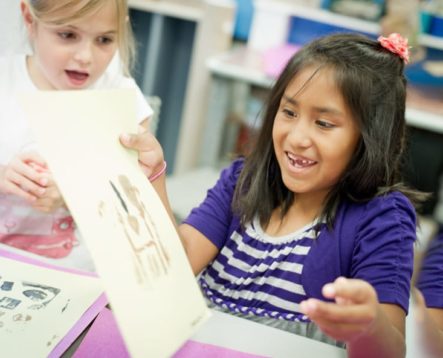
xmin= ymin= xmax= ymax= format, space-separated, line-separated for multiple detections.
xmin=119 ymin=130 xmax=219 ymax=274
xmin=179 ymin=224 xmax=219 ymax=275
xmin=428 ymin=307 xmax=443 ymax=331
xmin=301 ymin=277 xmax=406 ymax=358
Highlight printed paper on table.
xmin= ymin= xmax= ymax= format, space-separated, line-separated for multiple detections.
xmin=0 ymin=254 xmax=104 ymax=358
xmin=20 ymin=89 xmax=210 ymax=358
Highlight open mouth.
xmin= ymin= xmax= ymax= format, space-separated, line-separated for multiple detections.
xmin=65 ymin=70 xmax=89 ymax=84
xmin=287 ymin=152 xmax=317 ymax=169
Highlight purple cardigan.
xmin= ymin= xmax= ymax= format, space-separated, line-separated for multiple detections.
xmin=416 ymin=227 xmax=443 ymax=308
xmin=184 ymin=159 xmax=416 ymax=315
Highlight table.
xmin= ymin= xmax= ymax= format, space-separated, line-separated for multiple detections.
xmin=193 ymin=309 xmax=346 ymax=357
xmin=1 ymin=243 xmax=429 ymax=357
xmin=0 ymin=243 xmax=345 ymax=357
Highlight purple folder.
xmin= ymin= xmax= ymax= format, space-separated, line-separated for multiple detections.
xmin=72 ymin=305 xmax=268 ymax=358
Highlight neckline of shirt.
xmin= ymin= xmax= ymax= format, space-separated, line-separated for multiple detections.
xmin=250 ymin=216 xmax=321 ymax=243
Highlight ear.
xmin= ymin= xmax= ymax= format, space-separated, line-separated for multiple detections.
xmin=21 ymin=1 xmax=35 ymax=35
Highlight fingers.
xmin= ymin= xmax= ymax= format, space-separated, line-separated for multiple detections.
xmin=301 ymin=277 xmax=378 ymax=324
xmin=120 ymin=131 xmax=164 ymax=177
xmin=119 ymin=132 xmax=149 ymax=150
xmin=300 ymin=298 xmax=375 ymax=324
xmin=300 ymin=298 xmax=376 ymax=342
xmin=312 ymin=319 xmax=368 ymax=342
xmin=300 ymin=278 xmax=380 ymax=342
xmin=300 ymin=297 xmax=377 ymax=342
xmin=32 ymin=192 xmax=64 ymax=213
xmin=23 ymin=151 xmax=48 ymax=170
xmin=120 ymin=131 xmax=161 ymax=152
xmin=31 ymin=181 xmax=65 ymax=213
xmin=1 ymin=157 xmax=49 ymax=201
xmin=322 ymin=277 xmax=378 ymax=304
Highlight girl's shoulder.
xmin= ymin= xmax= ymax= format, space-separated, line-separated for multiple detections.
xmin=336 ymin=191 xmax=416 ymax=234
xmin=92 ymin=68 xmax=133 ymax=89
xmin=92 ymin=55 xmax=135 ymax=90
xmin=214 ymin=158 xmax=244 ymax=187
xmin=224 ymin=157 xmax=244 ymax=177
xmin=349 ymin=191 xmax=414 ymax=217
xmin=0 ymin=54 xmax=29 ymax=92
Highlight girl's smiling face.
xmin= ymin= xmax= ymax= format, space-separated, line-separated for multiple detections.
xmin=23 ymin=1 xmax=118 ymax=90
xmin=272 ymin=66 xmax=361 ymax=205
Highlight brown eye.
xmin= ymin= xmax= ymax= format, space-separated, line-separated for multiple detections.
xmin=58 ymin=32 xmax=76 ymax=40
xmin=316 ymin=119 xmax=335 ymax=129
xmin=97 ymin=36 xmax=114 ymax=45
xmin=282 ymin=108 xmax=297 ymax=118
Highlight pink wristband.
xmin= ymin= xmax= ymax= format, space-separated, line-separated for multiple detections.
xmin=148 ymin=161 xmax=167 ymax=182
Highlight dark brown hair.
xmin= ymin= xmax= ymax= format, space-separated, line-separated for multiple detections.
xmin=233 ymin=33 xmax=426 ymax=229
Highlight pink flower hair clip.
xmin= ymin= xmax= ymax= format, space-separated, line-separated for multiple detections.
xmin=377 ymin=33 xmax=410 ymax=64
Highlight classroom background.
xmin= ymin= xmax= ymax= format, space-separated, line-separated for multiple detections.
xmin=131 ymin=0 xmax=443 ymax=232
xmin=1 ymin=0 xmax=442 ymax=225
xmin=1 ymin=0 xmax=443 ymax=356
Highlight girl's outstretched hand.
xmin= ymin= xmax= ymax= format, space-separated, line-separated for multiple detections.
xmin=0 ymin=152 xmax=49 ymax=202
xmin=119 ymin=131 xmax=164 ymax=178
xmin=300 ymin=277 xmax=380 ymax=343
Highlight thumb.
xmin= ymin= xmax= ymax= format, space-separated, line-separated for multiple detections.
xmin=119 ymin=133 xmax=139 ymax=149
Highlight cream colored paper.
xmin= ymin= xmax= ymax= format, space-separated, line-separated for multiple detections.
xmin=20 ymin=90 xmax=210 ymax=358
xmin=0 ymin=257 xmax=103 ymax=358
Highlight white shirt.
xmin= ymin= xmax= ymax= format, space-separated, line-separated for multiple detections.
xmin=0 ymin=53 xmax=152 ymax=264
xmin=0 ymin=54 xmax=152 ymax=164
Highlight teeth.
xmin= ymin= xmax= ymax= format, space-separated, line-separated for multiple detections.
xmin=287 ymin=153 xmax=314 ymax=167
xmin=295 ymin=159 xmax=312 ymax=166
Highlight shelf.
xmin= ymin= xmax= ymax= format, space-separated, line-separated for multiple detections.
xmin=206 ymin=46 xmax=443 ymax=135
xmin=254 ymin=0 xmax=443 ymax=51
xmin=418 ymin=34 xmax=443 ymax=51
xmin=254 ymin=0 xmax=380 ymax=35
xmin=406 ymin=108 xmax=443 ymax=134
xmin=206 ymin=47 xmax=274 ymax=88
xmin=128 ymin=0 xmax=203 ymax=21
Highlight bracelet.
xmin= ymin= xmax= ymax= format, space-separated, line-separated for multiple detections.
xmin=148 ymin=161 xmax=167 ymax=182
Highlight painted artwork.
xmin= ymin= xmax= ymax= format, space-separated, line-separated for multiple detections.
xmin=99 ymin=174 xmax=170 ymax=287
xmin=0 ymin=256 xmax=103 ymax=357
xmin=20 ymin=89 xmax=210 ymax=358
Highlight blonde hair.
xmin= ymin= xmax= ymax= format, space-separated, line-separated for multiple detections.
xmin=24 ymin=0 xmax=135 ymax=75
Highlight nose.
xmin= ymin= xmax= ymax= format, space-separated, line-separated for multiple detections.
xmin=73 ymin=41 xmax=93 ymax=66
xmin=287 ymin=118 xmax=312 ymax=148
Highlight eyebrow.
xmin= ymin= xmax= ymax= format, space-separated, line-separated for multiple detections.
xmin=282 ymin=95 xmax=344 ymax=116
xmin=61 ymin=25 xmax=117 ymax=35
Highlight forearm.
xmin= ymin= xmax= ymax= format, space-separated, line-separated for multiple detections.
xmin=347 ymin=307 xmax=405 ymax=358
xmin=150 ymin=175 xmax=189 ymax=252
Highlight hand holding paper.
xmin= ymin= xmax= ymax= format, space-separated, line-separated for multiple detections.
xmin=120 ymin=130 xmax=164 ymax=178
